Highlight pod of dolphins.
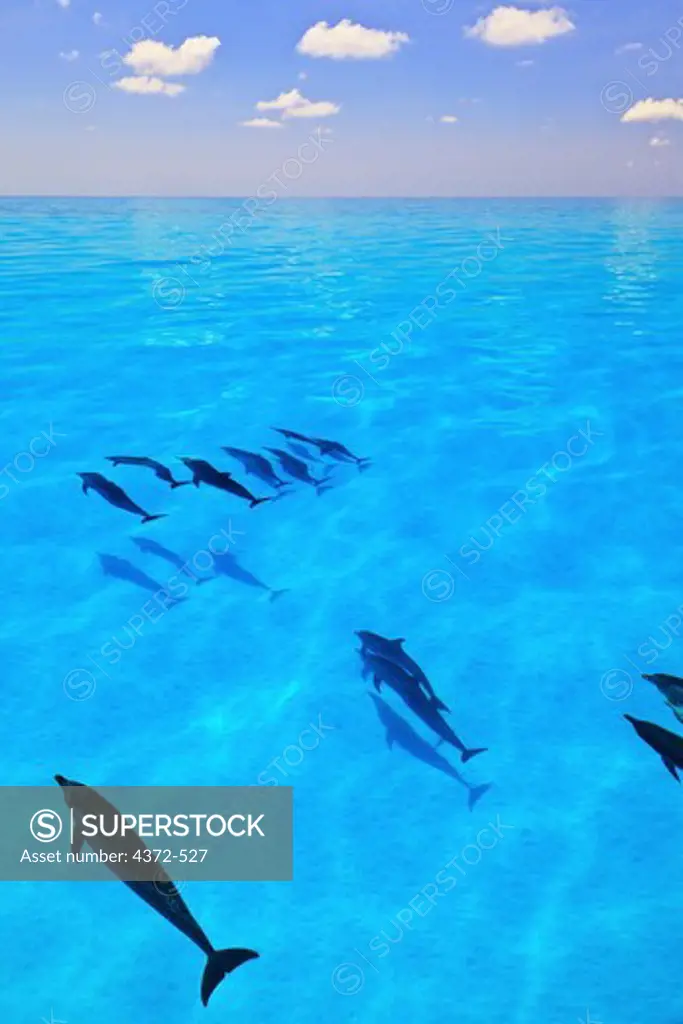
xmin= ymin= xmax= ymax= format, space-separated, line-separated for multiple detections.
xmin=65 ymin=421 xmax=683 ymax=1006
xmin=77 ymin=428 xmax=371 ymax=524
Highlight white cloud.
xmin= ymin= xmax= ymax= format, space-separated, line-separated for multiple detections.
xmin=256 ymin=88 xmax=340 ymax=119
xmin=516 ymin=59 xmax=534 ymax=66
xmin=440 ymin=115 xmax=458 ymax=124
xmin=93 ymin=12 xmax=103 ymax=25
xmin=59 ymin=50 xmax=79 ymax=61
xmin=615 ymin=42 xmax=642 ymax=54
xmin=296 ymin=19 xmax=409 ymax=60
xmin=123 ymin=36 xmax=220 ymax=77
xmin=284 ymin=99 xmax=340 ymax=119
xmin=113 ymin=76 xmax=185 ymax=97
xmin=650 ymin=135 xmax=671 ymax=147
xmin=240 ymin=118 xmax=283 ymax=129
xmin=298 ymin=71 xmax=307 ymax=80
xmin=465 ymin=6 xmax=575 ymax=47
xmin=256 ymin=89 xmax=303 ymax=112
xmin=56 ymin=0 xmax=70 ymax=7
xmin=622 ymin=98 xmax=683 ymax=123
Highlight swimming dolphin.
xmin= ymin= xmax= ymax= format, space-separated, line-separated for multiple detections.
xmin=178 ymin=458 xmax=232 ymax=489
xmin=178 ymin=459 xmax=270 ymax=508
xmin=131 ymin=538 xmax=211 ymax=585
xmin=98 ymin=553 xmax=183 ymax=601
xmin=624 ymin=713 xmax=683 ymax=781
xmin=264 ymin=448 xmax=332 ymax=496
xmin=54 ymin=775 xmax=258 ymax=1005
xmin=221 ymin=447 xmax=289 ymax=491
xmin=213 ymin=551 xmax=288 ymax=602
xmin=368 ymin=693 xmax=491 ymax=810
xmin=78 ymin=473 xmax=166 ymax=524
xmin=359 ymin=650 xmax=486 ymax=763
xmin=271 ymin=428 xmax=317 ymax=447
xmin=312 ymin=437 xmax=370 ymax=472
xmin=642 ymin=673 xmax=683 ymax=723
xmin=284 ymin=441 xmax=323 ymax=465
xmin=106 ymin=456 xmax=191 ymax=489
xmin=356 ymin=630 xmax=450 ymax=713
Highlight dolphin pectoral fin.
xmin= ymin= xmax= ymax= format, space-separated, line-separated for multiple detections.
xmin=373 ymin=676 xmax=383 ymax=693
xmin=434 ymin=738 xmax=445 ymax=749
xmin=662 ymin=756 xmax=681 ymax=782
xmin=81 ymin=482 xmax=90 ymax=495
xmin=201 ymin=948 xmax=259 ymax=1007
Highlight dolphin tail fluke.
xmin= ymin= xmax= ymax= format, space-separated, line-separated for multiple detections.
xmin=200 ymin=948 xmax=259 ymax=1007
xmin=461 ymin=747 xmax=487 ymax=764
xmin=357 ymin=458 xmax=372 ymax=472
xmin=315 ymin=481 xmax=334 ymax=496
xmin=250 ymin=497 xmax=271 ymax=508
xmin=269 ymin=588 xmax=289 ymax=602
xmin=141 ymin=514 xmax=168 ymax=524
xmin=106 ymin=457 xmax=121 ymax=466
xmin=467 ymin=783 xmax=492 ymax=811
xmin=171 ymin=480 xmax=192 ymax=489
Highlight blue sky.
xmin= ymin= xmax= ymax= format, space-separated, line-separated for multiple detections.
xmin=0 ymin=0 xmax=681 ymax=195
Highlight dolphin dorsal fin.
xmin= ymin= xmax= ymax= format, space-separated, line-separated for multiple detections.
xmin=392 ymin=637 xmax=406 ymax=647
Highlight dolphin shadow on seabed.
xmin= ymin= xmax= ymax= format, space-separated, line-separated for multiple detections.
xmin=211 ymin=551 xmax=288 ymax=602
xmin=98 ymin=553 xmax=186 ymax=605
xmin=368 ymin=692 xmax=491 ymax=811
xmin=131 ymin=537 xmax=212 ymax=585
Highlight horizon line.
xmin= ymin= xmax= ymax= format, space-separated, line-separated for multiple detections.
xmin=1 ymin=193 xmax=682 ymax=201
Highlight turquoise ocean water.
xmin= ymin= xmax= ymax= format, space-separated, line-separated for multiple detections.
xmin=2 ymin=197 xmax=683 ymax=1023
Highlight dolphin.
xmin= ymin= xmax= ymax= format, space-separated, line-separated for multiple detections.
xmin=642 ymin=673 xmax=683 ymax=723
xmin=356 ymin=630 xmax=450 ymax=713
xmin=311 ymin=437 xmax=371 ymax=472
xmin=78 ymin=473 xmax=166 ymax=524
xmin=359 ymin=650 xmax=486 ymax=763
xmin=178 ymin=459 xmax=270 ymax=508
xmin=264 ymin=448 xmax=332 ymax=496
xmin=98 ymin=553 xmax=183 ymax=601
xmin=213 ymin=551 xmax=288 ymax=602
xmin=271 ymin=428 xmax=318 ymax=447
xmin=221 ymin=447 xmax=289 ymax=491
xmin=368 ymin=693 xmax=491 ymax=810
xmin=624 ymin=714 xmax=683 ymax=781
xmin=106 ymin=456 xmax=191 ymax=489
xmin=131 ymin=538 xmax=211 ymax=585
xmin=284 ymin=441 xmax=323 ymax=465
xmin=54 ymin=775 xmax=259 ymax=1006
